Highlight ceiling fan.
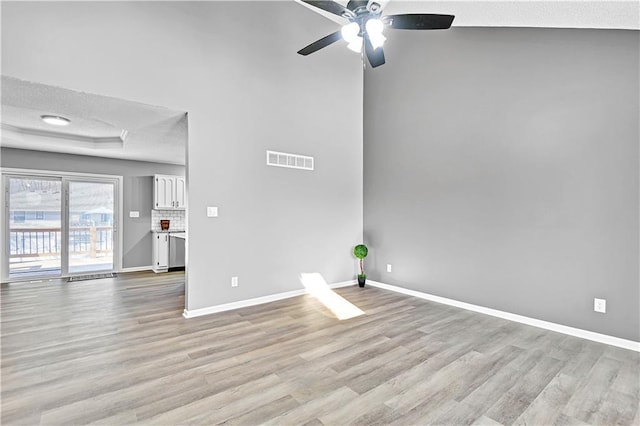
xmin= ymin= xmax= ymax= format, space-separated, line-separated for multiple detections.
xmin=297 ymin=0 xmax=454 ymax=68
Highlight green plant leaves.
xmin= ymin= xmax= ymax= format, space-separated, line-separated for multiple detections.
xmin=353 ymin=244 xmax=368 ymax=259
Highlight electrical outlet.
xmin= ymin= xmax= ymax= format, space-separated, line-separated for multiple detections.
xmin=129 ymin=211 xmax=140 ymax=218
xmin=231 ymin=276 xmax=238 ymax=287
xmin=594 ymin=298 xmax=606 ymax=313
xmin=387 ymin=264 xmax=392 ymax=273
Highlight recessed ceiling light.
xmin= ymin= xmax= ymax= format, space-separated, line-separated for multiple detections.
xmin=41 ymin=115 xmax=71 ymax=126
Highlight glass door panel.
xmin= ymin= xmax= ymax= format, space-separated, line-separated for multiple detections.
xmin=67 ymin=181 xmax=115 ymax=274
xmin=8 ymin=177 xmax=62 ymax=278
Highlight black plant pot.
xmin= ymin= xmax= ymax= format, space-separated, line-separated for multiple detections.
xmin=358 ymin=276 xmax=366 ymax=288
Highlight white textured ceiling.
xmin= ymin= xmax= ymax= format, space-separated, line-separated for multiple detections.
xmin=1 ymin=76 xmax=187 ymax=165
xmin=297 ymin=0 xmax=640 ymax=30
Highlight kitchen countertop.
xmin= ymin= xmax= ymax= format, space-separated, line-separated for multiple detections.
xmin=152 ymin=230 xmax=186 ymax=240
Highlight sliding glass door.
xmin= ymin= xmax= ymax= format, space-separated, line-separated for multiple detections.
xmin=7 ymin=176 xmax=63 ymax=278
xmin=67 ymin=180 xmax=116 ymax=274
xmin=3 ymin=172 xmax=119 ymax=281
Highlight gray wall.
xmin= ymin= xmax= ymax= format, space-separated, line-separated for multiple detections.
xmin=364 ymin=27 xmax=639 ymax=341
xmin=1 ymin=148 xmax=185 ymax=268
xmin=2 ymin=1 xmax=363 ymax=311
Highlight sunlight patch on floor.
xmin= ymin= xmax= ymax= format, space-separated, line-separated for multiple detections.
xmin=300 ymin=272 xmax=364 ymax=320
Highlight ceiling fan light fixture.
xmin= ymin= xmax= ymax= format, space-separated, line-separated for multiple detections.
xmin=365 ymin=18 xmax=384 ymax=35
xmin=40 ymin=115 xmax=71 ymax=126
xmin=347 ymin=37 xmax=363 ymax=53
xmin=366 ymin=18 xmax=386 ymax=49
xmin=369 ymin=33 xmax=386 ymax=49
xmin=341 ymin=22 xmax=360 ymax=43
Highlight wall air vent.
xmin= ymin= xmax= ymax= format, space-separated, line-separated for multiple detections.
xmin=266 ymin=150 xmax=314 ymax=171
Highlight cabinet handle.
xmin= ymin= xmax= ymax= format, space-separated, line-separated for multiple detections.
xmin=176 ymin=201 xmax=179 ymax=207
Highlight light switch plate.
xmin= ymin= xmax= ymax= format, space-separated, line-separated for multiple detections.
xmin=207 ymin=207 xmax=218 ymax=217
xmin=129 ymin=211 xmax=140 ymax=218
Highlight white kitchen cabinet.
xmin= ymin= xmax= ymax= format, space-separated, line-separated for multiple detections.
xmin=154 ymin=174 xmax=186 ymax=210
xmin=154 ymin=175 xmax=174 ymax=209
xmin=153 ymin=232 xmax=169 ymax=272
xmin=174 ymin=176 xmax=187 ymax=209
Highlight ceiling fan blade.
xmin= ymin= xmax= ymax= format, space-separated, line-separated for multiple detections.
xmin=297 ymin=30 xmax=343 ymax=56
xmin=300 ymin=1 xmax=355 ymax=19
xmin=364 ymin=33 xmax=385 ymax=68
xmin=384 ymin=14 xmax=455 ymax=30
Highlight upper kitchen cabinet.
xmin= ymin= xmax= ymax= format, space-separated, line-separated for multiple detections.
xmin=154 ymin=174 xmax=187 ymax=210
xmin=175 ymin=176 xmax=186 ymax=209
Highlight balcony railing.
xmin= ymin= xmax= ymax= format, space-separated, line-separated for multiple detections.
xmin=9 ymin=227 xmax=113 ymax=258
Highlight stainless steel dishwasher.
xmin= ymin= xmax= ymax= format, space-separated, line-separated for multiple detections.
xmin=169 ymin=235 xmax=186 ymax=268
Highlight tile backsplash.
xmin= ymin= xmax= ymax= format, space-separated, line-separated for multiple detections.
xmin=151 ymin=210 xmax=186 ymax=231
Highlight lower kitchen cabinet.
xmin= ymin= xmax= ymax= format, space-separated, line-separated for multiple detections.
xmin=152 ymin=232 xmax=185 ymax=273
xmin=153 ymin=232 xmax=169 ymax=272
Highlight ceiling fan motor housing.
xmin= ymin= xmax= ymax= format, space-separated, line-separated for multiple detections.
xmin=347 ymin=0 xmax=383 ymax=18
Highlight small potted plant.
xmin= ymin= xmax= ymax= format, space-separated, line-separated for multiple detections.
xmin=353 ymin=244 xmax=368 ymax=288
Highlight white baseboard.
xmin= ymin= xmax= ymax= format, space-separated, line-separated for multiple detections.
xmin=366 ymin=280 xmax=640 ymax=352
xmin=326 ymin=281 xmax=356 ymax=289
xmin=183 ymin=280 xmax=356 ymax=319
xmin=119 ymin=266 xmax=153 ymax=273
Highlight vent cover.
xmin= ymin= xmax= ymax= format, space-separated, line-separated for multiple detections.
xmin=266 ymin=150 xmax=314 ymax=171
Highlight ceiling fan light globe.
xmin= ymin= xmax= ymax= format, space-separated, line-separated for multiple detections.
xmin=365 ymin=18 xmax=384 ymax=36
xmin=369 ymin=33 xmax=386 ymax=49
xmin=347 ymin=37 xmax=363 ymax=53
xmin=341 ymin=22 xmax=360 ymax=43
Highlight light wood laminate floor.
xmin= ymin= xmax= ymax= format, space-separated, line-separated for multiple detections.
xmin=1 ymin=272 xmax=638 ymax=425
